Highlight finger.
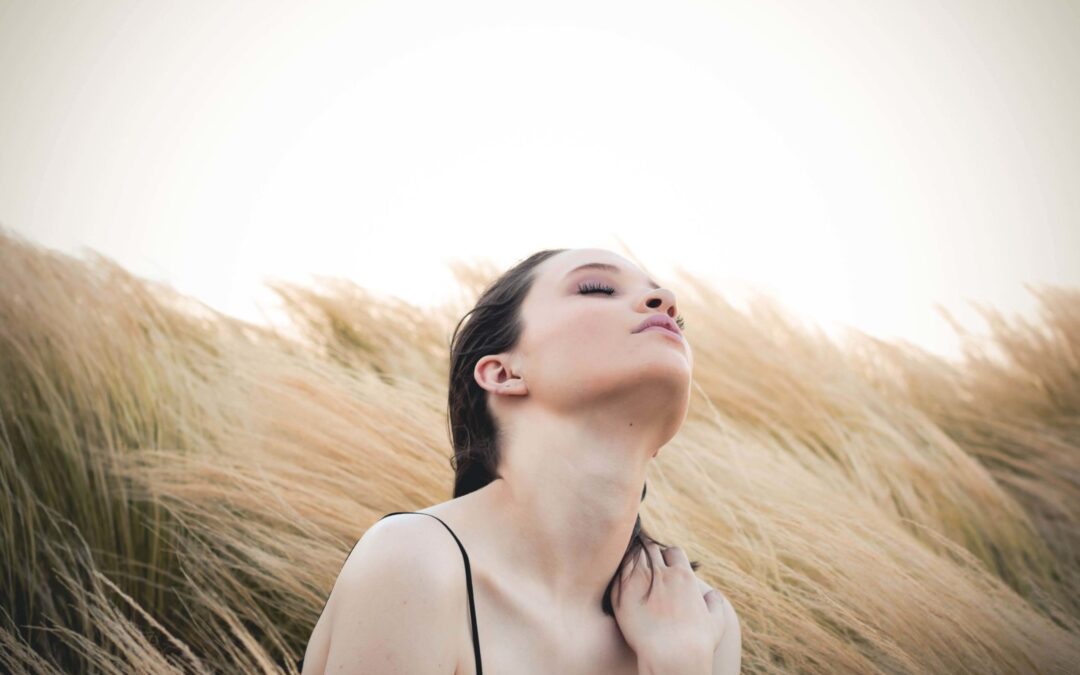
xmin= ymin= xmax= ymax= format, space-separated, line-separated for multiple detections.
xmin=704 ymin=588 xmax=725 ymax=613
xmin=661 ymin=545 xmax=691 ymax=569
xmin=704 ymin=589 xmax=727 ymax=638
xmin=643 ymin=540 xmax=666 ymax=571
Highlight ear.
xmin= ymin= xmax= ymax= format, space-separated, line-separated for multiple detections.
xmin=474 ymin=354 xmax=528 ymax=395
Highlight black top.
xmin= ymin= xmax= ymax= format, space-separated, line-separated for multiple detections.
xmin=296 ymin=511 xmax=483 ymax=674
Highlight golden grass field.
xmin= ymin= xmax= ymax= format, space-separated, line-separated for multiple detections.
xmin=1 ymin=227 xmax=1078 ymax=674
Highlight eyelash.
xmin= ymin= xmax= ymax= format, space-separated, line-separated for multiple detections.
xmin=577 ymin=282 xmax=687 ymax=331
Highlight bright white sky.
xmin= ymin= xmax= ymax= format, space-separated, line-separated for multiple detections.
xmin=2 ymin=0 xmax=1077 ymax=361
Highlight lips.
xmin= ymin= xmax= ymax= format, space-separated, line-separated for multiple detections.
xmin=632 ymin=314 xmax=682 ymax=337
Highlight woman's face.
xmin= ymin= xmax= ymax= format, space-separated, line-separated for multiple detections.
xmin=492 ymin=248 xmax=693 ymax=423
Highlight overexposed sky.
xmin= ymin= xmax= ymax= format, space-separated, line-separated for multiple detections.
xmin=2 ymin=0 xmax=1077 ymax=361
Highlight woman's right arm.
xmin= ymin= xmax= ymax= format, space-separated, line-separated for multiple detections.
xmin=307 ymin=517 xmax=463 ymax=675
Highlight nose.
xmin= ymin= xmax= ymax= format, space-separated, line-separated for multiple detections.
xmin=638 ymin=287 xmax=678 ymax=318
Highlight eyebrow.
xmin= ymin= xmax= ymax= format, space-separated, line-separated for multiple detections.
xmin=564 ymin=262 xmax=660 ymax=290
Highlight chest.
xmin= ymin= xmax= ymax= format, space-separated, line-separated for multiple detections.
xmin=453 ymin=575 xmax=639 ymax=675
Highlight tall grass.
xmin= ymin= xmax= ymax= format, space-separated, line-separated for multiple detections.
xmin=1 ymin=226 xmax=1077 ymax=673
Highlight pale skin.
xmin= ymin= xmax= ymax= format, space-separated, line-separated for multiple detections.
xmin=303 ymin=248 xmax=742 ymax=674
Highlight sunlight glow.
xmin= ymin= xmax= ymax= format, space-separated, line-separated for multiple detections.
xmin=2 ymin=0 xmax=1077 ymax=362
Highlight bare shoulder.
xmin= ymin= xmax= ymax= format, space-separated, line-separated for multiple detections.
xmin=301 ymin=513 xmax=468 ymax=674
xmin=336 ymin=512 xmax=468 ymax=598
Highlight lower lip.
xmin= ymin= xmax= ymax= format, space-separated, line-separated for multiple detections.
xmin=637 ymin=325 xmax=685 ymax=341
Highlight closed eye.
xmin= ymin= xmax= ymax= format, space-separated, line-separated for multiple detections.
xmin=578 ymin=281 xmax=615 ymax=295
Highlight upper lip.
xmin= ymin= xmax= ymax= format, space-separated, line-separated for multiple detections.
xmin=632 ymin=314 xmax=682 ymax=336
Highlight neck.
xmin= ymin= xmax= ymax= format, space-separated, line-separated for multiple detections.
xmin=472 ymin=402 xmax=669 ymax=618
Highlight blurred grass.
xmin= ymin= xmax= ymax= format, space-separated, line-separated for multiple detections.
xmin=1 ymin=226 xmax=1078 ymax=674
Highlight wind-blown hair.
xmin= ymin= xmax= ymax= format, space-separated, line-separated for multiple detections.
xmin=445 ymin=248 xmax=700 ymax=616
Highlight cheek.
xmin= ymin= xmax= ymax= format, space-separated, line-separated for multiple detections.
xmin=572 ymin=341 xmax=656 ymax=390
xmin=527 ymin=318 xmax=625 ymax=377
xmin=543 ymin=322 xmax=609 ymax=363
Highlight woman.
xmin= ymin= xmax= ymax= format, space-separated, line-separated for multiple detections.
xmin=300 ymin=247 xmax=742 ymax=674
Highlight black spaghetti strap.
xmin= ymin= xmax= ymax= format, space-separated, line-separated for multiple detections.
xmin=380 ymin=511 xmax=484 ymax=675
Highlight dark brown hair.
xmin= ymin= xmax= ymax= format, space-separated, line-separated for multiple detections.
xmin=445 ymin=248 xmax=700 ymax=617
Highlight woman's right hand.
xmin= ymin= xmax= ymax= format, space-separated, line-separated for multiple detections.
xmin=612 ymin=540 xmax=727 ymax=669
